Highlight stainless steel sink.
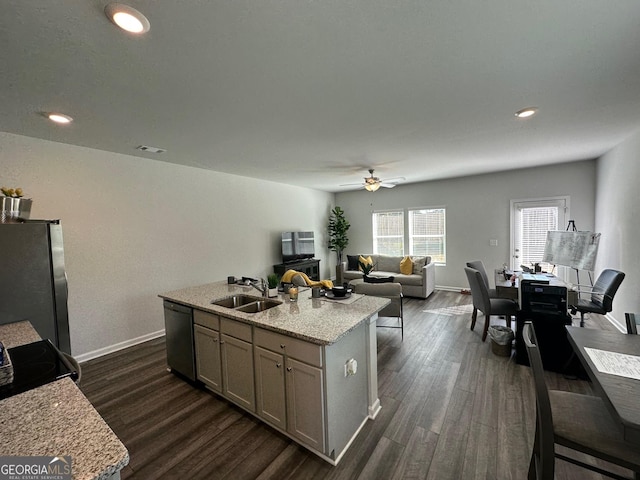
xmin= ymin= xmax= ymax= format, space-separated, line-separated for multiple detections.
xmin=211 ymin=295 xmax=259 ymax=308
xmin=235 ymin=299 xmax=282 ymax=313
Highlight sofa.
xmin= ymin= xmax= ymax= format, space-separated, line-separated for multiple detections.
xmin=342 ymin=254 xmax=435 ymax=299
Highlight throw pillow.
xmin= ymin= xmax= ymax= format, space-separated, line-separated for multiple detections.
xmin=411 ymin=256 xmax=427 ymax=275
xmin=347 ymin=255 xmax=360 ymax=271
xmin=364 ymin=275 xmax=394 ymax=283
xmin=399 ymin=256 xmax=413 ymax=275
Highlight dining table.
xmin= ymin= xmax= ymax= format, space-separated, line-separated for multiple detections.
xmin=566 ymin=326 xmax=640 ymax=446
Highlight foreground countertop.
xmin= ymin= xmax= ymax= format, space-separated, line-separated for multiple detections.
xmin=159 ymin=281 xmax=390 ymax=345
xmin=0 ymin=321 xmax=129 ymax=480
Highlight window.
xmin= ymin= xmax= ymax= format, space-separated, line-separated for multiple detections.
xmin=372 ymin=210 xmax=404 ymax=255
xmin=511 ymin=197 xmax=568 ymax=272
xmin=372 ymin=208 xmax=446 ymax=263
xmin=409 ymin=208 xmax=446 ymax=263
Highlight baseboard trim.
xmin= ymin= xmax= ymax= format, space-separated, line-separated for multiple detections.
xmin=606 ymin=313 xmax=626 ymax=333
xmin=436 ymin=285 xmax=463 ymax=292
xmin=75 ymin=329 xmax=166 ymax=363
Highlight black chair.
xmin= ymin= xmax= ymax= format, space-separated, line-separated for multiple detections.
xmin=523 ymin=322 xmax=640 ymax=480
xmin=570 ymin=269 xmax=625 ymax=327
xmin=464 ymin=267 xmax=518 ymax=341
xmin=625 ymin=313 xmax=639 ymax=335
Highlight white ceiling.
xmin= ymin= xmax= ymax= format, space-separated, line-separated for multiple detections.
xmin=2 ymin=1 xmax=640 ymax=192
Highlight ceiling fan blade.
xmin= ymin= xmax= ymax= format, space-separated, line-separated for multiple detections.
xmin=339 ymin=182 xmax=366 ymax=187
xmin=380 ymin=183 xmax=396 ymax=188
xmin=383 ymin=176 xmax=406 ymax=184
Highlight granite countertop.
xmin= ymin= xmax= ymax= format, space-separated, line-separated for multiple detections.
xmin=0 ymin=321 xmax=129 ymax=480
xmin=159 ymin=281 xmax=390 ymax=345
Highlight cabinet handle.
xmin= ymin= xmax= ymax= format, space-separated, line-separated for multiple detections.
xmin=280 ymin=344 xmax=285 ymax=349
xmin=276 ymin=363 xmax=281 ymax=368
xmin=220 ymin=340 xmax=225 ymax=344
xmin=286 ymin=367 xmax=292 ymax=372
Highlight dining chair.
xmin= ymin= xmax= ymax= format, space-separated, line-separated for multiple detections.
xmin=523 ymin=322 xmax=640 ymax=480
xmin=464 ymin=267 xmax=518 ymax=341
xmin=465 ymin=260 xmax=502 ymax=320
xmin=465 ymin=260 xmax=497 ymax=296
xmin=570 ymin=269 xmax=625 ymax=327
xmin=625 ymin=313 xmax=639 ymax=335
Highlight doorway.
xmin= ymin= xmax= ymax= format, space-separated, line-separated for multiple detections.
xmin=510 ymin=197 xmax=569 ymax=276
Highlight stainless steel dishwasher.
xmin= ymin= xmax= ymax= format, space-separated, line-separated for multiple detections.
xmin=163 ymin=300 xmax=195 ymax=381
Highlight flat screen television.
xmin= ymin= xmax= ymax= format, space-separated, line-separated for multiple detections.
xmin=281 ymin=231 xmax=315 ymax=263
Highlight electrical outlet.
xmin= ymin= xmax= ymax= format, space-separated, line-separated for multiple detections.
xmin=344 ymin=358 xmax=357 ymax=377
xmin=490 ymin=239 xmax=498 ymax=246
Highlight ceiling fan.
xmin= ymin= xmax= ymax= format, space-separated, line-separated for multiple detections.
xmin=341 ymin=169 xmax=405 ymax=192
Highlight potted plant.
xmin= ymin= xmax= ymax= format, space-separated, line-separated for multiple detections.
xmin=328 ymin=206 xmax=350 ymax=284
xmin=358 ymin=258 xmax=375 ymax=278
xmin=267 ymin=273 xmax=281 ymax=298
xmin=1 ymin=186 xmax=32 ymax=223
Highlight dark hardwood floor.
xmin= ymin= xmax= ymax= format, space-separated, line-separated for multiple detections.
xmin=80 ymin=290 xmax=627 ymax=479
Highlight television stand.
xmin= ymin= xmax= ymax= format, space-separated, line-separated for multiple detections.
xmin=274 ymin=259 xmax=320 ymax=282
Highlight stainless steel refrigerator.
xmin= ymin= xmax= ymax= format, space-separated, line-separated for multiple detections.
xmin=0 ymin=220 xmax=71 ymax=353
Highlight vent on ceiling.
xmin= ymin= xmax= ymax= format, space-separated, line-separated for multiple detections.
xmin=137 ymin=145 xmax=166 ymax=154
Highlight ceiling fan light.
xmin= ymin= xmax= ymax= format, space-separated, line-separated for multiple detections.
xmin=365 ymin=182 xmax=380 ymax=192
xmin=105 ymin=3 xmax=150 ymax=34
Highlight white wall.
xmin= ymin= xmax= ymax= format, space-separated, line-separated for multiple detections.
xmin=595 ymin=129 xmax=640 ymax=324
xmin=0 ymin=132 xmax=334 ymax=357
xmin=335 ymin=160 xmax=596 ymax=290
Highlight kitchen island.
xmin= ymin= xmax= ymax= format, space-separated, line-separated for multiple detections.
xmin=0 ymin=321 xmax=129 ymax=480
xmin=159 ymin=281 xmax=390 ymax=465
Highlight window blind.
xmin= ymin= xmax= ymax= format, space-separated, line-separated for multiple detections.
xmin=372 ymin=211 xmax=404 ymax=255
xmin=409 ymin=208 xmax=446 ymax=263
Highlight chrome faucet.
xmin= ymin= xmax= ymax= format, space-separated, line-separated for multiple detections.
xmin=250 ymin=278 xmax=268 ymax=297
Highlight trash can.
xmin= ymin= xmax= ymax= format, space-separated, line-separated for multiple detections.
xmin=488 ymin=325 xmax=514 ymax=357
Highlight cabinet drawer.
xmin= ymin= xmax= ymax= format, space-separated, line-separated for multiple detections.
xmin=254 ymin=328 xmax=323 ymax=367
xmin=194 ymin=310 xmax=220 ymax=330
xmin=221 ymin=317 xmax=252 ymax=342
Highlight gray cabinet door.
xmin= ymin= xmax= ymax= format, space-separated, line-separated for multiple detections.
xmin=194 ymin=324 xmax=221 ymax=392
xmin=254 ymin=346 xmax=286 ymax=430
xmin=221 ymin=334 xmax=255 ymax=411
xmin=286 ymin=357 xmax=325 ymax=452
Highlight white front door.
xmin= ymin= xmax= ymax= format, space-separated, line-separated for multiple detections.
xmin=510 ymin=197 xmax=569 ymax=276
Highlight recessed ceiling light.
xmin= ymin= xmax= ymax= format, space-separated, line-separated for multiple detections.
xmin=47 ymin=113 xmax=73 ymax=124
xmin=515 ymin=107 xmax=538 ymax=119
xmin=104 ymin=3 xmax=150 ymax=34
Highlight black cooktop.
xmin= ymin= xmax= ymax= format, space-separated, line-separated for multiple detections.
xmin=0 ymin=339 xmax=78 ymax=400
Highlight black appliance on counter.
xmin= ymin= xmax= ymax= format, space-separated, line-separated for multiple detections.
xmin=0 ymin=339 xmax=78 ymax=400
xmin=515 ymin=283 xmax=573 ymax=372
xmin=0 ymin=220 xmax=71 ymax=353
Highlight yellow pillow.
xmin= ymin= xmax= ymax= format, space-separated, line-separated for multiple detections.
xmin=400 ymin=256 xmax=413 ymax=275
xmin=358 ymin=255 xmax=373 ymax=272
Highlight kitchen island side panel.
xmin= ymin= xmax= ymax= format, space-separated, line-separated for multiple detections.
xmin=325 ymin=322 xmax=369 ymax=458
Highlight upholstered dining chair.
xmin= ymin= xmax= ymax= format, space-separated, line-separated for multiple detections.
xmin=464 ymin=267 xmax=518 ymax=342
xmin=466 ymin=260 xmax=497 ymax=296
xmin=466 ymin=260 xmax=501 ymax=318
xmin=523 ymin=322 xmax=640 ymax=480
xmin=353 ymin=282 xmax=403 ymax=340
xmin=570 ymin=269 xmax=625 ymax=327
xmin=626 ymin=313 xmax=639 ymax=335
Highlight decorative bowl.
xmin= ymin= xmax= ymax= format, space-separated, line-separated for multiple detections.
xmin=331 ymin=286 xmax=349 ymax=297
